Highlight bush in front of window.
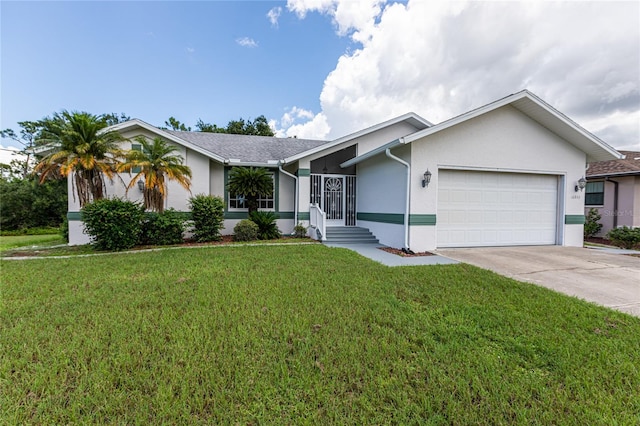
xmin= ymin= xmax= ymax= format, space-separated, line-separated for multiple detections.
xmin=233 ymin=219 xmax=259 ymax=242
xmin=606 ymin=226 xmax=640 ymax=249
xmin=584 ymin=208 xmax=603 ymax=239
xmin=139 ymin=209 xmax=186 ymax=246
xmin=189 ymin=194 xmax=225 ymax=242
xmin=249 ymin=211 xmax=281 ymax=240
xmin=81 ymin=198 xmax=145 ymax=251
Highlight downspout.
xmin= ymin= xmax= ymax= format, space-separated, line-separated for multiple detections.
xmin=279 ymin=164 xmax=298 ymax=233
xmin=385 ymin=147 xmax=410 ymax=251
xmin=606 ymin=178 xmax=619 ymax=228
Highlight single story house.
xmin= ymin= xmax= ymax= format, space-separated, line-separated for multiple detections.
xmin=584 ymin=151 xmax=640 ymax=236
xmin=68 ymin=90 xmax=622 ymax=251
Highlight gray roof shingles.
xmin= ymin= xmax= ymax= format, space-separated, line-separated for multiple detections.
xmin=164 ymin=130 xmax=329 ymax=164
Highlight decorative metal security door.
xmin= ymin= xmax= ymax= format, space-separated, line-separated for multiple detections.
xmin=323 ymin=176 xmax=344 ymax=226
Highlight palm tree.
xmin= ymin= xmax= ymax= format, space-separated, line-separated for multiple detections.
xmin=118 ymin=136 xmax=192 ymax=212
xmin=35 ymin=111 xmax=124 ymax=207
xmin=226 ymin=167 xmax=274 ymax=213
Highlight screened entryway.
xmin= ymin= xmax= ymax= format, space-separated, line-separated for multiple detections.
xmin=311 ymin=174 xmax=356 ymax=226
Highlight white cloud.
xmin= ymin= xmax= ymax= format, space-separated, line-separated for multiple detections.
xmin=236 ymin=37 xmax=258 ymax=48
xmin=284 ymin=0 xmax=640 ymax=150
xmin=186 ymin=47 xmax=195 ymax=54
xmin=270 ymin=107 xmax=330 ymax=139
xmin=267 ymin=6 xmax=282 ymax=27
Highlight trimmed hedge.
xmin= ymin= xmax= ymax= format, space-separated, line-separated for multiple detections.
xmin=189 ymin=194 xmax=224 ymax=242
xmin=140 ymin=209 xmax=186 ymax=246
xmin=233 ymin=219 xmax=258 ymax=242
xmin=81 ymin=198 xmax=144 ymax=251
xmin=607 ymin=226 xmax=640 ymax=249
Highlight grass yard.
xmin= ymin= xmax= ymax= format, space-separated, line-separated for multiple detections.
xmin=1 ymin=245 xmax=639 ymax=424
xmin=0 ymin=234 xmax=65 ymax=252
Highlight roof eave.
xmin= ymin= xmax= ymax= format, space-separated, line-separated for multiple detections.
xmin=339 ymin=138 xmax=404 ymax=168
xmin=107 ymin=119 xmax=227 ymax=163
xmin=283 ymin=112 xmax=431 ymax=164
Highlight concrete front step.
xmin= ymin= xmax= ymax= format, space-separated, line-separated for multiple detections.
xmin=324 ymin=227 xmax=379 ymax=244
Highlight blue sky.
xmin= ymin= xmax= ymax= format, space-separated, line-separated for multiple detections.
xmin=1 ymin=1 xmax=349 ymax=142
xmin=2 ymin=1 xmax=639 ymax=157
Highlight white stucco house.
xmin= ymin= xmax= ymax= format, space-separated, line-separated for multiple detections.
xmin=68 ymin=90 xmax=622 ymax=251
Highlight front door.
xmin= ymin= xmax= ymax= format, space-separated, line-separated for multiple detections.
xmin=323 ymin=176 xmax=345 ymax=226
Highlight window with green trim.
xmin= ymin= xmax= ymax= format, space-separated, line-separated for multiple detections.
xmin=228 ymin=173 xmax=275 ymax=210
xmin=585 ymin=181 xmax=604 ymax=206
xmin=130 ymin=143 xmax=142 ymax=173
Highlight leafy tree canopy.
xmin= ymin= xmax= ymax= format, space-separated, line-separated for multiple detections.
xmin=163 ymin=117 xmax=191 ymax=132
xmin=195 ymin=115 xmax=275 ymax=136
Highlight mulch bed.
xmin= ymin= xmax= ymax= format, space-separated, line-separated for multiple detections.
xmin=379 ymin=247 xmax=435 ymax=257
xmin=584 ymin=237 xmax=615 ymax=246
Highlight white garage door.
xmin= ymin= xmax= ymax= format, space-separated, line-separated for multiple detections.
xmin=437 ymin=170 xmax=558 ymax=247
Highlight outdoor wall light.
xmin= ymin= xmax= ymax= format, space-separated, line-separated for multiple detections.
xmin=137 ymin=179 xmax=145 ymax=191
xmin=422 ymin=170 xmax=432 ymax=188
xmin=574 ymin=176 xmax=586 ymax=192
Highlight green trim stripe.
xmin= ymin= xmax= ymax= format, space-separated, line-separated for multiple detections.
xmin=224 ymin=211 xmax=294 ymax=220
xmin=357 ymin=212 xmax=437 ymax=225
xmin=298 ymin=212 xmax=310 ymax=221
xmin=67 ymin=212 xmax=82 ymax=221
xmin=357 ymin=212 xmax=404 ymax=224
xmin=409 ymin=214 xmax=436 ymax=226
xmin=297 ymin=168 xmax=310 ymax=177
xmin=565 ymin=215 xmax=585 ymax=225
xmin=68 ymin=211 xmax=292 ymax=221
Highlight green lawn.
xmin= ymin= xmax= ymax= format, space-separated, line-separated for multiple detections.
xmin=0 ymin=234 xmax=65 ymax=251
xmin=1 ymin=245 xmax=638 ymax=424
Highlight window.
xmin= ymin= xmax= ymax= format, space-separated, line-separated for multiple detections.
xmin=585 ymin=181 xmax=604 ymax=206
xmin=131 ymin=143 xmax=142 ymax=173
xmin=228 ymin=173 xmax=275 ymax=210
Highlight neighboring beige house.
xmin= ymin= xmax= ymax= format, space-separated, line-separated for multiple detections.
xmin=585 ymin=151 xmax=640 ymax=236
xmin=68 ymin=90 xmax=621 ymax=251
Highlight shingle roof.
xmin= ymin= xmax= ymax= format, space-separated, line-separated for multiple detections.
xmin=587 ymin=151 xmax=640 ymax=177
xmin=164 ymin=130 xmax=329 ymax=164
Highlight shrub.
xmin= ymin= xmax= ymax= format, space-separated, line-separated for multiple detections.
xmin=233 ymin=219 xmax=259 ymax=242
xmin=606 ymin=226 xmax=640 ymax=249
xmin=59 ymin=217 xmax=69 ymax=242
xmin=81 ymin=198 xmax=144 ymax=251
xmin=294 ymin=222 xmax=307 ymax=238
xmin=140 ymin=209 xmax=186 ymax=246
xmin=189 ymin=194 xmax=224 ymax=242
xmin=249 ymin=211 xmax=281 ymax=240
xmin=584 ymin=208 xmax=603 ymax=238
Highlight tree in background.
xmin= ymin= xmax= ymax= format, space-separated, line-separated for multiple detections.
xmin=196 ymin=115 xmax=274 ymax=136
xmin=34 ymin=111 xmax=125 ymax=207
xmin=1 ymin=121 xmax=44 ymax=178
xmin=226 ymin=167 xmax=274 ymax=213
xmin=118 ymin=136 xmax=192 ymax=212
xmin=163 ymin=117 xmax=191 ymax=131
xmin=0 ymin=177 xmax=67 ymax=230
xmin=104 ymin=112 xmax=131 ymax=126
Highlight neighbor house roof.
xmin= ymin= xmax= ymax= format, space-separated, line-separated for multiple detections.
xmin=342 ymin=90 xmax=622 ymax=167
xmin=109 ymin=119 xmax=329 ymax=166
xmin=587 ymin=151 xmax=640 ymax=178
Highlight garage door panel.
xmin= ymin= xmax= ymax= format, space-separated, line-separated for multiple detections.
xmin=438 ymin=170 xmax=558 ymax=247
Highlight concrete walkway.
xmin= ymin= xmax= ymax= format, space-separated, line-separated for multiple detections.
xmin=325 ymin=243 xmax=459 ymax=267
xmin=437 ymin=246 xmax=640 ymax=318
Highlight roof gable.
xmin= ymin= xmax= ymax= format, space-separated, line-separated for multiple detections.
xmin=282 ymin=112 xmax=432 ymax=164
xmin=402 ymin=90 xmax=621 ymax=163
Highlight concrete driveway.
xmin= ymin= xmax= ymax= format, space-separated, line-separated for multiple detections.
xmin=436 ymin=246 xmax=640 ymax=318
